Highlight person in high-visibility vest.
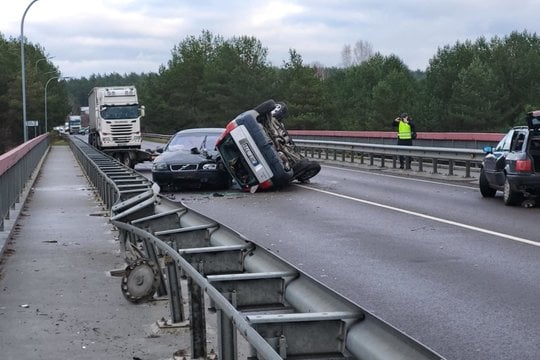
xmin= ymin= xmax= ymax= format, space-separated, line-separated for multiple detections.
xmin=392 ymin=113 xmax=417 ymax=169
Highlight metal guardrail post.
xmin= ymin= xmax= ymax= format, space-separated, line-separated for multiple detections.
xmin=142 ymin=237 xmax=168 ymax=296
xmin=217 ymin=296 xmax=237 ymax=360
xmin=465 ymin=161 xmax=472 ymax=178
xmin=448 ymin=159 xmax=454 ymax=175
xmin=165 ymin=256 xmax=185 ymax=323
xmin=189 ymin=273 xmax=207 ymax=358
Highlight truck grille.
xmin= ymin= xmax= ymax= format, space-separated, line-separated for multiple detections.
xmin=110 ymin=123 xmax=135 ymax=143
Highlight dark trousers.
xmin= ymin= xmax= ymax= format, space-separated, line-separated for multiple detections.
xmin=397 ymin=138 xmax=413 ymax=169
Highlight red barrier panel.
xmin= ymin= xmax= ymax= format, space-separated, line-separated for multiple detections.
xmin=0 ymin=135 xmax=48 ymax=176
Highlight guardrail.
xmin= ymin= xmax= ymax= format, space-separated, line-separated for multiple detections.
xmin=69 ymin=136 xmax=445 ymax=359
xmin=0 ymin=135 xmax=49 ymax=239
xmin=142 ymin=133 xmax=485 ymax=178
xmin=295 ymin=140 xmax=485 ymax=178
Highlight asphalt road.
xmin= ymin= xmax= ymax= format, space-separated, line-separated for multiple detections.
xmin=139 ymin=163 xmax=540 ymax=360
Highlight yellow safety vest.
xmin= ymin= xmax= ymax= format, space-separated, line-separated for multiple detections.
xmin=398 ymin=121 xmax=412 ymax=140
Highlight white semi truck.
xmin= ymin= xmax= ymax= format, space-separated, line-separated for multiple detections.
xmin=68 ymin=115 xmax=82 ymax=134
xmin=88 ymin=86 xmax=152 ymax=167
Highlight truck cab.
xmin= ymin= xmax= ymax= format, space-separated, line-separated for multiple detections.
xmin=88 ymin=86 xmax=144 ymax=150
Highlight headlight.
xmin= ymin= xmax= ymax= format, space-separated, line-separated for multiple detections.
xmin=132 ymin=136 xmax=142 ymax=142
xmin=202 ymin=163 xmax=217 ymax=170
xmin=152 ymin=162 xmax=168 ymax=171
xmin=102 ymin=137 xmax=112 ymax=142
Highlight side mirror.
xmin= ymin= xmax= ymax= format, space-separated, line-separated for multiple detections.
xmin=156 ymin=147 xmax=164 ymax=154
xmin=139 ymin=105 xmax=146 ymax=117
xmin=483 ymin=146 xmax=493 ymax=154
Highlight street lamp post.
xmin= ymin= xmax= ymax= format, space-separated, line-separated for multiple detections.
xmin=35 ymin=56 xmax=55 ymax=72
xmin=44 ymin=76 xmax=70 ymax=134
xmin=20 ymin=0 xmax=40 ymax=143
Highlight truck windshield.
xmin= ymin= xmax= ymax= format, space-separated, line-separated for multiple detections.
xmin=100 ymin=105 xmax=138 ymax=120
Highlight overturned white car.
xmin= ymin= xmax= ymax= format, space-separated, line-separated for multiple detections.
xmin=216 ymin=100 xmax=321 ymax=192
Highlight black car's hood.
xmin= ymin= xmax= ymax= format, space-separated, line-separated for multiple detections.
xmin=154 ymin=149 xmax=218 ymax=164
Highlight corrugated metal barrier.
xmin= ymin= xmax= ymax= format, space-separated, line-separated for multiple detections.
xmin=69 ymin=136 xmax=445 ymax=360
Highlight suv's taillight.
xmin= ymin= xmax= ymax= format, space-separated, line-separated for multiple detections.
xmin=515 ymin=159 xmax=532 ymax=172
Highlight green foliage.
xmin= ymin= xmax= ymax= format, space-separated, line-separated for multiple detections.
xmin=0 ymin=33 xmax=70 ymax=152
xmin=425 ymin=31 xmax=540 ymax=131
xmin=3 ymin=29 xmax=540 ymax=152
xmin=277 ymin=50 xmax=326 ymax=129
xmin=324 ymin=53 xmax=419 ymax=130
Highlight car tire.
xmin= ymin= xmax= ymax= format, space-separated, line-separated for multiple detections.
xmin=503 ymin=177 xmax=521 ymax=206
xmin=479 ymin=169 xmax=496 ymax=197
xmin=293 ymin=159 xmax=321 ymax=182
xmin=254 ymin=99 xmax=277 ymax=117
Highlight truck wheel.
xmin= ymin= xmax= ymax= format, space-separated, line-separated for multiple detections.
xmin=122 ymin=153 xmax=133 ymax=168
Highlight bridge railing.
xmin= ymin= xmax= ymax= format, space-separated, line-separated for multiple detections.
xmin=68 ymin=136 xmax=445 ymax=359
xmin=0 ymin=135 xmax=49 ymax=236
xmin=295 ymin=139 xmax=485 ymax=177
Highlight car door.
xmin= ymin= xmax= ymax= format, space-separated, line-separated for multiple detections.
xmin=483 ymin=129 xmax=514 ymax=186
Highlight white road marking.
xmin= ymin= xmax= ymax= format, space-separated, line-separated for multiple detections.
xmin=322 ymin=164 xmax=476 ymax=190
xmin=297 ymin=184 xmax=539 ymax=247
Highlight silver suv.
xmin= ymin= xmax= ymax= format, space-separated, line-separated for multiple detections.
xmin=216 ymin=100 xmax=320 ymax=192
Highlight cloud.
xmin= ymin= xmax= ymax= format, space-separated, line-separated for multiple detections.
xmin=1 ymin=0 xmax=539 ymax=77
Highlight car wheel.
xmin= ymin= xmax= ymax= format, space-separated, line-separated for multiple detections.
xmin=479 ymin=169 xmax=496 ymax=197
xmin=293 ymin=159 xmax=321 ymax=182
xmin=254 ymin=99 xmax=277 ymax=116
xmin=503 ymin=177 xmax=521 ymax=206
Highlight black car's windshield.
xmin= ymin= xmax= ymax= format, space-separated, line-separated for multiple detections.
xmin=100 ymin=105 xmax=139 ymax=120
xmin=166 ymin=133 xmax=220 ymax=152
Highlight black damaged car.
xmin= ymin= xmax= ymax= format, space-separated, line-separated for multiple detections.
xmin=152 ymin=128 xmax=231 ymax=191
xmin=479 ymin=110 xmax=540 ymax=205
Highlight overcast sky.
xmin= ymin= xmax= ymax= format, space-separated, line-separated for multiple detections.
xmin=1 ymin=0 xmax=539 ymax=78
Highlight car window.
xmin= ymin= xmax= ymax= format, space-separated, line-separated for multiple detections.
xmin=512 ymin=132 xmax=526 ymax=151
xmin=494 ymin=130 xmax=514 ymax=152
xmin=166 ymin=133 xmax=220 ymax=152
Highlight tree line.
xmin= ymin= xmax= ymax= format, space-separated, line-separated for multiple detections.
xmin=2 ymin=29 xmax=540 ymax=153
